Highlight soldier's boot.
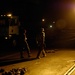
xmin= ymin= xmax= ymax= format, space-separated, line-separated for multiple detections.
xmin=42 ymin=49 xmax=46 ymax=57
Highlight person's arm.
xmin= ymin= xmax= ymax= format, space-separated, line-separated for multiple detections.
xmin=24 ymin=33 xmax=27 ymax=41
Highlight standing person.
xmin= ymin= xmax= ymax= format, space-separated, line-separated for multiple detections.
xmin=18 ymin=28 xmax=31 ymax=58
xmin=23 ymin=29 xmax=31 ymax=57
xmin=36 ymin=28 xmax=46 ymax=59
xmin=18 ymin=27 xmax=24 ymax=58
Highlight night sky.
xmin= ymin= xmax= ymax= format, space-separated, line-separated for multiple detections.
xmin=0 ymin=0 xmax=62 ymax=20
xmin=0 ymin=0 xmax=74 ymax=29
xmin=0 ymin=0 xmax=75 ymax=48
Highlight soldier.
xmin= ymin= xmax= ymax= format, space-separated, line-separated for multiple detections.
xmin=18 ymin=27 xmax=24 ymax=58
xmin=23 ymin=29 xmax=31 ymax=57
xmin=36 ymin=28 xmax=46 ymax=59
xmin=18 ymin=28 xmax=31 ymax=58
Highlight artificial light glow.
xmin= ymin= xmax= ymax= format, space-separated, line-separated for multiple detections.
xmin=71 ymin=3 xmax=75 ymax=13
xmin=9 ymin=35 xmax=12 ymax=38
xmin=74 ymin=7 xmax=75 ymax=12
xmin=53 ymin=21 xmax=55 ymax=23
xmin=50 ymin=25 xmax=52 ymax=28
xmin=1 ymin=15 xmax=3 ymax=16
xmin=7 ymin=14 xmax=12 ymax=17
xmin=42 ymin=19 xmax=45 ymax=22
xmin=1 ymin=15 xmax=6 ymax=16
xmin=5 ymin=37 xmax=8 ymax=39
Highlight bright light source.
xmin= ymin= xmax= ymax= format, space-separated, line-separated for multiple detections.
xmin=5 ymin=37 xmax=8 ymax=39
xmin=9 ymin=35 xmax=12 ymax=37
xmin=7 ymin=14 xmax=12 ymax=17
xmin=49 ymin=25 xmax=52 ymax=28
xmin=42 ymin=19 xmax=45 ymax=22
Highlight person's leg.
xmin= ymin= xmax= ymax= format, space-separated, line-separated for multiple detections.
xmin=42 ymin=49 xmax=46 ymax=57
xmin=25 ymin=41 xmax=31 ymax=57
xmin=19 ymin=45 xmax=24 ymax=58
xmin=36 ymin=46 xmax=42 ymax=59
xmin=42 ymin=45 xmax=46 ymax=57
xmin=18 ymin=42 xmax=24 ymax=58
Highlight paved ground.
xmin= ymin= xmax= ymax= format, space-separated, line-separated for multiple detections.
xmin=0 ymin=49 xmax=75 ymax=75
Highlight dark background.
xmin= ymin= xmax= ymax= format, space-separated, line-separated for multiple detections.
xmin=0 ymin=0 xmax=75 ymax=49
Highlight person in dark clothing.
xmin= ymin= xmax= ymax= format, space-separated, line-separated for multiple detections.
xmin=23 ymin=29 xmax=31 ymax=57
xmin=18 ymin=28 xmax=31 ymax=58
xmin=18 ymin=27 xmax=24 ymax=58
xmin=36 ymin=28 xmax=46 ymax=59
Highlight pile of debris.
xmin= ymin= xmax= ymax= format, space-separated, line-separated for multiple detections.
xmin=0 ymin=68 xmax=27 ymax=75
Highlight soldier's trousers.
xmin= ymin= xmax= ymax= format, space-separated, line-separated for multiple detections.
xmin=19 ymin=41 xmax=31 ymax=58
xmin=37 ymin=46 xmax=46 ymax=58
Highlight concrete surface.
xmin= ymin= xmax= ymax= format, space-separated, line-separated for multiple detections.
xmin=0 ymin=49 xmax=75 ymax=75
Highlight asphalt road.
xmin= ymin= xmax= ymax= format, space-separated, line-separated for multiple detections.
xmin=0 ymin=49 xmax=75 ymax=75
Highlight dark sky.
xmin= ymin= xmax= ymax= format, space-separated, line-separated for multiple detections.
xmin=0 ymin=0 xmax=61 ymax=18
xmin=0 ymin=0 xmax=74 ymax=17
xmin=0 ymin=0 xmax=74 ymax=28
xmin=0 ymin=0 xmax=75 ymax=40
